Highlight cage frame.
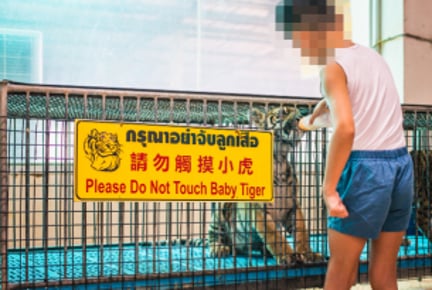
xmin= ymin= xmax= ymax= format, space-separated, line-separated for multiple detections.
xmin=1 ymin=80 xmax=431 ymax=290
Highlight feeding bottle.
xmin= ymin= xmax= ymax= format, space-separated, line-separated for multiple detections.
xmin=299 ymin=113 xmax=332 ymax=131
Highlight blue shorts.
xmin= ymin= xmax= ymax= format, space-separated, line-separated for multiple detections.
xmin=328 ymin=147 xmax=414 ymax=240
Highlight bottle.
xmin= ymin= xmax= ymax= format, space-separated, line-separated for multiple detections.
xmin=299 ymin=113 xmax=332 ymax=131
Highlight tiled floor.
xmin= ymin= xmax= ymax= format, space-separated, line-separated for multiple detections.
xmin=304 ymin=278 xmax=432 ymax=290
xmin=358 ymin=279 xmax=432 ymax=290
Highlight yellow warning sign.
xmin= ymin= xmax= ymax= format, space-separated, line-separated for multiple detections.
xmin=74 ymin=120 xmax=273 ymax=202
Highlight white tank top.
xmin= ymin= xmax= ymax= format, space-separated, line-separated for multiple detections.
xmin=333 ymin=44 xmax=406 ymax=150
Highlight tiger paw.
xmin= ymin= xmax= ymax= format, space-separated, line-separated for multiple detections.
xmin=401 ymin=236 xmax=411 ymax=247
xmin=209 ymin=243 xmax=231 ymax=258
xmin=298 ymin=252 xmax=326 ymax=264
xmin=276 ymin=254 xmax=297 ymax=266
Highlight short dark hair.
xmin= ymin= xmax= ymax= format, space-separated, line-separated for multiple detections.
xmin=275 ymin=0 xmax=338 ymax=38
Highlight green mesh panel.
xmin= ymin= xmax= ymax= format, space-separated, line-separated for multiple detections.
xmin=7 ymin=90 xmax=431 ymax=129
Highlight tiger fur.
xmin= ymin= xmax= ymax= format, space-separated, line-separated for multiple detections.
xmin=410 ymin=150 xmax=432 ymax=244
xmin=208 ymin=105 xmax=323 ymax=265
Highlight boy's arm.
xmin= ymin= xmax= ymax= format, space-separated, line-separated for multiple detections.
xmin=321 ymin=62 xmax=355 ymax=195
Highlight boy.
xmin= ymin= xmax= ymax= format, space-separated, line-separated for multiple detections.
xmin=276 ymin=1 xmax=414 ymax=289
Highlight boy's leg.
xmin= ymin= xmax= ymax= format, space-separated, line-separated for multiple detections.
xmin=324 ymin=229 xmax=366 ymax=290
xmin=369 ymin=231 xmax=405 ymax=290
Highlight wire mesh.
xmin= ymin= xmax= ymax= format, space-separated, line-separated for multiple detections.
xmin=0 ymin=80 xmax=431 ymax=290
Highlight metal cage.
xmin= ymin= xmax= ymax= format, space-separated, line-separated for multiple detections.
xmin=0 ymin=80 xmax=431 ymax=290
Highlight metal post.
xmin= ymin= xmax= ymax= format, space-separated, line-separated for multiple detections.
xmin=0 ymin=80 xmax=9 ymax=290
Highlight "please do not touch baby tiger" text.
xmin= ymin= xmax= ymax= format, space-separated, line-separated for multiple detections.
xmin=85 ymin=178 xmax=267 ymax=200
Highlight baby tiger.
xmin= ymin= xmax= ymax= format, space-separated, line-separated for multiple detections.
xmin=208 ymin=105 xmax=323 ymax=265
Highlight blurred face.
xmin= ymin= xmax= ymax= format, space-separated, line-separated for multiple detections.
xmin=291 ymin=14 xmax=348 ymax=65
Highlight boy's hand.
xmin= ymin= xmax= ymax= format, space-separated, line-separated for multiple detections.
xmin=310 ymin=99 xmax=330 ymax=125
xmin=322 ymin=188 xmax=349 ymax=218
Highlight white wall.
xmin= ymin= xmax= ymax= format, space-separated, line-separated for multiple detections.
xmin=350 ymin=0 xmax=370 ymax=47
xmin=371 ymin=0 xmax=432 ymax=105
xmin=370 ymin=0 xmax=404 ymax=102
xmin=404 ymin=0 xmax=432 ymax=105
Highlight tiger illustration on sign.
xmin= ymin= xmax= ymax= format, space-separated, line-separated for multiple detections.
xmin=83 ymin=129 xmax=122 ymax=171
xmin=208 ymin=105 xmax=323 ymax=265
